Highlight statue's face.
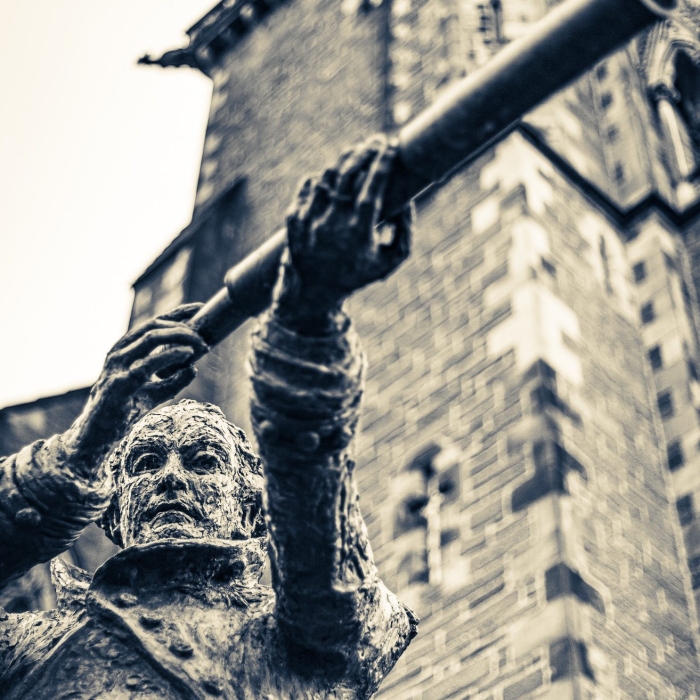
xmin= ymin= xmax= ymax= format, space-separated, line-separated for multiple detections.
xmin=115 ymin=403 xmax=261 ymax=548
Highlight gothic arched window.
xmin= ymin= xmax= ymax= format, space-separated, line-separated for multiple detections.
xmin=392 ymin=441 xmax=461 ymax=590
xmin=674 ymin=51 xmax=700 ymax=160
xmin=650 ymin=46 xmax=700 ymax=184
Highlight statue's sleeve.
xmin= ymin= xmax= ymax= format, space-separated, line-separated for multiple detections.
xmin=249 ymin=308 xmax=417 ymax=693
xmin=0 ymin=436 xmax=111 ymax=587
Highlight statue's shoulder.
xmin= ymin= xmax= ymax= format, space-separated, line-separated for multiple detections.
xmin=0 ymin=558 xmax=89 ymax=695
xmin=51 ymin=557 xmax=92 ymax=614
xmin=0 ymin=603 xmax=82 ymax=695
xmin=236 ymin=581 xmax=276 ymax=610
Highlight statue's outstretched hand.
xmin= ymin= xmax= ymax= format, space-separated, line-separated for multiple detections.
xmin=283 ymin=135 xmax=412 ymax=313
xmin=63 ymin=303 xmax=208 ymax=473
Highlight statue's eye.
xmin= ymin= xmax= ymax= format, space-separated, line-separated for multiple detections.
xmin=132 ymin=452 xmax=164 ymax=474
xmin=190 ymin=452 xmax=221 ymax=474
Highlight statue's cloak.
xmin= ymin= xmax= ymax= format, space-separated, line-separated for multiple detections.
xmin=1 ymin=538 xmax=399 ymax=700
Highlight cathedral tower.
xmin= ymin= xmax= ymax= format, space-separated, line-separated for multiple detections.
xmin=133 ymin=0 xmax=700 ymax=696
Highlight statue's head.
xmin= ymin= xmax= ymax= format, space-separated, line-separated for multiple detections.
xmin=100 ymin=400 xmax=266 ymax=550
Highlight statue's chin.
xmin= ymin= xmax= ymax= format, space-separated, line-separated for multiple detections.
xmin=149 ymin=511 xmax=199 ymax=540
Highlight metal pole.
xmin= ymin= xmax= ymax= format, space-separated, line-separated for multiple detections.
xmin=189 ymin=0 xmax=676 ymax=346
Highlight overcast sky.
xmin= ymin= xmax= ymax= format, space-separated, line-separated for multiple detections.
xmin=0 ymin=1 xmax=218 ymax=407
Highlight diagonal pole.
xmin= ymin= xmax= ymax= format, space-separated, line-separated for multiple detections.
xmin=189 ymin=0 xmax=676 ymax=346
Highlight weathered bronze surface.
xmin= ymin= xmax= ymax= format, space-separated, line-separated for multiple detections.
xmin=0 ymin=139 xmax=416 ymax=698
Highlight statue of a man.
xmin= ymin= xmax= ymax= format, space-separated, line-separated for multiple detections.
xmin=0 ymin=138 xmax=417 ymax=699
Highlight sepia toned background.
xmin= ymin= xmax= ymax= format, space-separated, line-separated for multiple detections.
xmin=3 ymin=0 xmax=700 ymax=697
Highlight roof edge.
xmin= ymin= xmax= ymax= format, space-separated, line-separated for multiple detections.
xmin=0 ymin=386 xmax=91 ymax=415
xmin=132 ymin=176 xmax=243 ymax=289
xmin=138 ymin=0 xmax=289 ymax=76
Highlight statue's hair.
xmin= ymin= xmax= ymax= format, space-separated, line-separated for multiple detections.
xmin=99 ymin=400 xmax=266 ymax=548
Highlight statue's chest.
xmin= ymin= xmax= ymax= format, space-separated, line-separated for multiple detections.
xmin=13 ymin=620 xmax=179 ymax=700
xmin=89 ymin=588 xmax=280 ymax=698
xmin=21 ymin=604 xmax=353 ymax=700
xmin=18 ymin=603 xmax=276 ymax=700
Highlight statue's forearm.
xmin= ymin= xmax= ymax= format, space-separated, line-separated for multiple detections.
xmin=0 ymin=434 xmax=111 ymax=587
xmin=249 ymin=296 xmax=375 ymax=642
xmin=250 ymin=299 xmax=416 ymax=691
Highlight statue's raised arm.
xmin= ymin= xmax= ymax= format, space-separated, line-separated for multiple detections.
xmin=249 ymin=136 xmax=417 ymax=695
xmin=0 ymin=304 xmax=208 ymax=586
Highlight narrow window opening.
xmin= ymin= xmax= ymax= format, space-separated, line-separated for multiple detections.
xmin=677 ymin=494 xmax=694 ymax=526
xmin=491 ymin=0 xmax=504 ymax=44
xmin=633 ymin=261 xmax=647 ymax=284
xmin=668 ymin=439 xmax=685 ymax=470
xmin=649 ymin=346 xmax=663 ymax=370
xmin=674 ymin=51 xmax=700 ymax=167
xmin=395 ymin=443 xmax=462 ymax=588
xmin=541 ymin=257 xmax=557 ymax=278
xmin=641 ymin=301 xmax=655 ymax=324
xmin=654 ymin=51 xmax=700 ymax=183
xmin=477 ymin=1 xmax=504 ymax=45
xmin=658 ymin=391 xmax=674 ymax=419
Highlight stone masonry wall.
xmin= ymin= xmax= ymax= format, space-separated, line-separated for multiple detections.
xmin=348 ymin=132 xmax=699 ymax=698
xmin=627 ymin=213 xmax=700 ymax=618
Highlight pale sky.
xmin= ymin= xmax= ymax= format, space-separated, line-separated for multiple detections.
xmin=0 ymin=1 xmax=218 ymax=408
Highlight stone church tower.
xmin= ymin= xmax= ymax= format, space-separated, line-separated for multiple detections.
xmin=2 ymin=0 xmax=698 ymax=696
xmin=129 ymin=0 xmax=700 ymax=696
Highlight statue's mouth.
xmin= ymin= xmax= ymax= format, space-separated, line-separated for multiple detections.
xmin=147 ymin=502 xmax=196 ymax=520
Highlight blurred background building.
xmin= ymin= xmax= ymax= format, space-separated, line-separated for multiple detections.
xmin=3 ymin=0 xmax=700 ymax=696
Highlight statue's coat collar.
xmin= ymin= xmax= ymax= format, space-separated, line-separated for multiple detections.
xmin=50 ymin=557 xmax=92 ymax=614
xmin=51 ymin=538 xmax=267 ymax=613
xmin=91 ymin=538 xmax=266 ymax=594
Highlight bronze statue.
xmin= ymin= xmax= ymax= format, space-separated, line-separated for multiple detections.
xmin=0 ymin=137 xmax=417 ymax=699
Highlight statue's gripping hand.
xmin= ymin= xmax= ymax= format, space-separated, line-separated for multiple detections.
xmin=281 ymin=136 xmax=412 ymax=317
xmin=63 ymin=304 xmax=208 ymax=473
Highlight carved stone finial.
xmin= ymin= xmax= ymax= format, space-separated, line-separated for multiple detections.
xmin=137 ymin=48 xmax=202 ymax=71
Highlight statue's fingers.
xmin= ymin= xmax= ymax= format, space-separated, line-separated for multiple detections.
xmin=377 ymin=204 xmax=413 ymax=273
xmin=129 ymin=346 xmax=197 ymax=382
xmin=328 ymin=147 xmax=357 ymax=191
xmin=335 ymin=146 xmax=377 ymax=198
xmin=294 ymin=176 xmax=319 ymax=223
xmin=291 ymin=177 xmax=331 ymax=243
xmin=309 ymin=182 xmax=333 ymax=221
xmin=319 ymin=166 xmax=338 ymax=192
xmin=334 ymin=146 xmax=355 ymax=170
xmin=297 ymin=176 xmax=313 ymax=201
xmin=156 ymin=303 xmax=204 ymax=323
xmin=285 ymin=210 xmax=305 ymax=260
xmin=108 ymin=322 xmax=155 ymax=353
xmin=108 ymin=311 xmax=202 ymax=353
xmin=286 ymin=177 xmax=313 ymax=233
xmin=115 ymin=328 xmax=208 ymax=365
xmin=141 ymin=365 xmax=197 ymax=405
xmin=354 ymin=141 xmax=395 ymax=236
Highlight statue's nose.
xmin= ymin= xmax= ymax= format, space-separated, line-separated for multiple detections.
xmin=156 ymin=453 xmax=187 ymax=494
